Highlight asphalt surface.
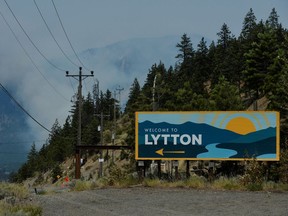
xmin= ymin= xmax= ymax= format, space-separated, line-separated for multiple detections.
xmin=35 ymin=187 xmax=288 ymax=216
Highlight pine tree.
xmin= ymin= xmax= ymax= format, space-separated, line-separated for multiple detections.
xmin=125 ymin=78 xmax=141 ymax=114
xmin=161 ymin=66 xmax=178 ymax=110
xmin=82 ymin=93 xmax=94 ymax=125
xmin=266 ymin=8 xmax=280 ymax=29
xmin=243 ymin=29 xmax=279 ymax=99
xmin=176 ymin=34 xmax=193 ymax=63
xmin=213 ymin=23 xmax=238 ymax=85
xmin=240 ymin=8 xmax=257 ymax=41
xmin=217 ymin=23 xmax=234 ymax=49
xmin=267 ymin=45 xmax=288 ymax=116
xmin=140 ymin=63 xmax=167 ymax=111
xmin=174 ymin=81 xmax=209 ymax=111
xmin=27 ymin=142 xmax=39 ymax=175
xmin=209 ymin=76 xmax=244 ymax=111
xmin=193 ymin=37 xmax=211 ymax=94
xmin=175 ymin=34 xmax=194 ymax=82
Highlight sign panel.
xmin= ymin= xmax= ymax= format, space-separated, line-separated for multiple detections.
xmin=135 ymin=111 xmax=280 ymax=161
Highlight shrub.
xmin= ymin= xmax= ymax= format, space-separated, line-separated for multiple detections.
xmin=240 ymin=159 xmax=264 ymax=186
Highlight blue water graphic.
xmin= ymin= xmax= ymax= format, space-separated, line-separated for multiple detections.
xmin=257 ymin=154 xmax=277 ymax=159
xmin=197 ymin=143 xmax=237 ymax=158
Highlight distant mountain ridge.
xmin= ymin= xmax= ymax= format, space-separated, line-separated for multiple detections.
xmin=78 ymin=35 xmax=206 ymax=90
xmin=81 ymin=35 xmax=205 ymax=72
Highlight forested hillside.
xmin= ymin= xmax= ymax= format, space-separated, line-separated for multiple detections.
xmin=11 ymin=8 xmax=288 ymax=183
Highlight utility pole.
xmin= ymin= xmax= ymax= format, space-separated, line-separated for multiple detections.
xmin=95 ymin=112 xmax=110 ymax=178
xmin=99 ymin=112 xmax=104 ymax=178
xmin=93 ymin=79 xmax=99 ymax=114
xmin=112 ymin=91 xmax=117 ymax=163
xmin=66 ymin=67 xmax=93 ymax=179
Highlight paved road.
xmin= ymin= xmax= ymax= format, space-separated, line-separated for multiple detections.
xmin=35 ymin=187 xmax=288 ymax=216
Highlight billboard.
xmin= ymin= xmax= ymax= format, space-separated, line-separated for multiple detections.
xmin=135 ymin=111 xmax=280 ymax=161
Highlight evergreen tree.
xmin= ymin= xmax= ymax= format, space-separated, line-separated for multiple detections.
xmin=240 ymin=8 xmax=257 ymax=41
xmin=161 ymin=66 xmax=178 ymax=110
xmin=125 ymin=78 xmax=141 ymax=114
xmin=266 ymin=8 xmax=280 ymax=29
xmin=267 ymin=46 xmax=288 ymax=124
xmin=209 ymin=76 xmax=244 ymax=110
xmin=217 ymin=23 xmax=234 ymax=49
xmin=140 ymin=63 xmax=167 ymax=111
xmin=60 ymin=116 xmax=75 ymax=156
xmin=207 ymin=41 xmax=217 ymax=84
xmin=174 ymin=81 xmax=209 ymax=111
xmin=243 ymin=29 xmax=279 ymax=99
xmin=175 ymin=34 xmax=194 ymax=83
xmin=176 ymin=33 xmax=194 ymax=64
xmin=213 ymin=23 xmax=238 ymax=85
xmin=27 ymin=142 xmax=38 ymax=175
xmin=193 ymin=37 xmax=211 ymax=94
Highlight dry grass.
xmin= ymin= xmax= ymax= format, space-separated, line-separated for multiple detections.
xmin=211 ymin=177 xmax=243 ymax=190
xmin=0 ymin=182 xmax=42 ymax=215
xmin=61 ymin=175 xmax=288 ymax=193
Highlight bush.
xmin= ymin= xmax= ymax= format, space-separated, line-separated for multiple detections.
xmin=240 ymin=159 xmax=264 ymax=186
xmin=277 ymin=149 xmax=288 ymax=183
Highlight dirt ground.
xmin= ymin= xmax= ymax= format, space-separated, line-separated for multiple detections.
xmin=34 ymin=187 xmax=288 ymax=216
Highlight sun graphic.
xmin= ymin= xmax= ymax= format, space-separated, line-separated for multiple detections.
xmin=225 ymin=117 xmax=256 ymax=135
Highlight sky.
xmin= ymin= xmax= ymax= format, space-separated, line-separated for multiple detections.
xmin=0 ymin=0 xmax=287 ymax=153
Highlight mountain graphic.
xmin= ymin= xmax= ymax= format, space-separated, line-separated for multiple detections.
xmin=222 ymin=127 xmax=276 ymax=144
xmin=216 ymin=127 xmax=277 ymax=158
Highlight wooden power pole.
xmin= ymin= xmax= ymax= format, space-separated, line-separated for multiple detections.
xmin=66 ymin=67 xmax=93 ymax=179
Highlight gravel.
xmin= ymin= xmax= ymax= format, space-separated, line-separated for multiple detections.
xmin=35 ymin=187 xmax=288 ymax=216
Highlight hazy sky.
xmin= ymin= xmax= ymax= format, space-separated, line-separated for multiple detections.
xmin=1 ymin=1 xmax=287 ymax=55
xmin=0 ymin=0 xmax=287 ymax=150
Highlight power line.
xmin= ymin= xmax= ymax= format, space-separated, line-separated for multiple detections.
xmin=68 ymin=77 xmax=76 ymax=95
xmin=3 ymin=0 xmax=66 ymax=72
xmin=33 ymin=0 xmax=79 ymax=68
xmin=0 ymin=151 xmax=29 ymax=155
xmin=51 ymin=0 xmax=91 ymax=71
xmin=0 ymin=140 xmax=46 ymax=145
xmin=0 ymin=8 xmax=70 ymax=102
xmin=0 ymin=82 xmax=52 ymax=134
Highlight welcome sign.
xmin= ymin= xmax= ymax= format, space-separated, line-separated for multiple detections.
xmin=135 ymin=111 xmax=280 ymax=161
